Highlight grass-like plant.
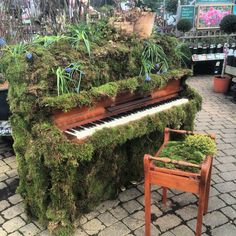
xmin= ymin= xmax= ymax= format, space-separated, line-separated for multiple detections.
xmin=140 ymin=40 xmax=168 ymax=77
xmin=54 ymin=63 xmax=84 ymax=96
xmin=32 ymin=35 xmax=66 ymax=47
xmin=67 ymin=25 xmax=91 ymax=57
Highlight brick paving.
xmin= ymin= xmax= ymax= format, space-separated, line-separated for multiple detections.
xmin=0 ymin=75 xmax=236 ymax=235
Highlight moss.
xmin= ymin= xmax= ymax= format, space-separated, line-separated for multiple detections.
xmin=2 ymin=23 xmax=201 ymax=235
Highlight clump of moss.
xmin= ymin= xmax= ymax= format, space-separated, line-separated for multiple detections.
xmin=157 ymin=134 xmax=216 ymax=172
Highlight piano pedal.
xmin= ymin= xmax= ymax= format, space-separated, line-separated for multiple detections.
xmin=130 ymin=181 xmax=138 ymax=186
xmin=120 ymin=186 xmax=126 ymax=192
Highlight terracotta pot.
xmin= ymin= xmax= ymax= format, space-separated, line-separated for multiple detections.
xmin=113 ymin=21 xmax=134 ymax=35
xmin=133 ymin=12 xmax=156 ymax=38
xmin=213 ymin=76 xmax=231 ymax=93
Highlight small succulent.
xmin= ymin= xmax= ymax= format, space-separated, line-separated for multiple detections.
xmin=0 ymin=37 xmax=6 ymax=46
xmin=26 ymin=52 xmax=33 ymax=61
xmin=145 ymin=73 xmax=151 ymax=81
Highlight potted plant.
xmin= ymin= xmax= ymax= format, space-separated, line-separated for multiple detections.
xmin=177 ymin=18 xmax=193 ymax=36
xmin=213 ymin=14 xmax=236 ymax=93
xmin=111 ymin=0 xmax=158 ymax=38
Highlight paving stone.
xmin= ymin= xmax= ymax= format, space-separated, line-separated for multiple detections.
xmin=122 ymin=200 xmax=142 ymax=214
xmin=136 ymin=194 xmax=154 ymax=206
xmin=219 ymin=171 xmax=236 ymax=181
xmin=2 ymin=217 xmax=26 ymax=233
xmin=222 ymin=148 xmax=236 ymax=156
xmin=110 ymin=206 xmax=128 ymax=220
xmin=172 ymin=192 xmax=197 ymax=206
xmin=33 ymin=220 xmax=46 ymax=230
xmin=0 ymin=215 xmax=5 ymax=224
xmin=219 ymin=193 xmax=236 ymax=205
xmin=84 ymin=211 xmax=99 ymax=220
xmin=151 ymin=204 xmax=163 ymax=217
xmin=186 ymin=219 xmax=206 ymax=233
xmin=8 ymin=231 xmax=23 ymax=236
xmin=6 ymin=169 xmax=18 ymax=178
xmin=134 ymin=224 xmax=160 ymax=236
xmin=209 ymin=187 xmax=219 ymax=197
xmin=8 ymin=194 xmax=23 ymax=205
xmin=0 ymin=228 xmax=7 ymax=236
xmin=79 ymin=216 xmax=88 ymax=225
xmin=171 ymin=225 xmax=194 ymax=236
xmin=216 ymin=156 xmax=236 ymax=164
xmin=82 ymin=219 xmax=105 ymax=235
xmin=19 ymin=223 xmax=40 ymax=236
xmin=211 ymin=174 xmax=224 ymax=184
xmin=74 ymin=228 xmax=88 ymax=236
xmin=38 ymin=229 xmax=52 ymax=236
xmin=96 ymin=200 xmax=119 ymax=213
xmin=214 ymin=182 xmax=236 ymax=193
xmin=2 ymin=202 xmax=25 ymax=219
xmin=97 ymin=211 xmax=117 ymax=227
xmin=211 ymin=223 xmax=236 ymax=236
xmin=0 ymin=173 xmax=8 ymax=182
xmin=122 ymin=211 xmax=145 ymax=231
xmin=98 ymin=221 xmax=130 ymax=236
xmin=0 ymin=200 xmax=10 ymax=211
xmin=3 ymin=156 xmax=15 ymax=165
xmin=153 ymin=214 xmax=181 ymax=232
xmin=161 ymin=232 xmax=175 ymax=236
xmin=175 ymin=205 xmax=197 ymax=221
xmin=216 ymin=164 xmax=236 ymax=172
xmin=118 ymin=188 xmax=142 ymax=202
xmin=220 ymin=206 xmax=236 ymax=220
xmin=0 ymin=182 xmax=7 ymax=190
xmin=0 ymin=165 xmax=10 ymax=173
xmin=20 ymin=213 xmax=28 ymax=221
xmin=204 ymin=211 xmax=228 ymax=229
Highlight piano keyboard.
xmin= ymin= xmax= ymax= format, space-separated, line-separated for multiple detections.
xmin=65 ymin=98 xmax=189 ymax=140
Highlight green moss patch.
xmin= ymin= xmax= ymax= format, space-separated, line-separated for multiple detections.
xmin=157 ymin=134 xmax=216 ymax=172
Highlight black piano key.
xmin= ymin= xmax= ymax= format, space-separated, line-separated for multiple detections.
xmin=66 ymin=96 xmax=182 ymax=135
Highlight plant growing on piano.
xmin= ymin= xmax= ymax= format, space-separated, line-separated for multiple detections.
xmin=140 ymin=40 xmax=168 ymax=78
xmin=66 ymin=25 xmax=91 ymax=57
xmin=32 ymin=35 xmax=66 ymax=48
xmin=55 ymin=63 xmax=84 ymax=96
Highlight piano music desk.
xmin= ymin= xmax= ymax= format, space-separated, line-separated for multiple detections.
xmin=144 ymin=128 xmax=215 ymax=236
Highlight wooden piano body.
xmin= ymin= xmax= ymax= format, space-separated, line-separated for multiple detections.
xmin=52 ymin=79 xmax=183 ymax=141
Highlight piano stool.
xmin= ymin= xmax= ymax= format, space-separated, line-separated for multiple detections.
xmin=144 ymin=128 xmax=215 ymax=236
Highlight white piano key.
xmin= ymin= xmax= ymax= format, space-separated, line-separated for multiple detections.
xmin=66 ymin=98 xmax=189 ymax=140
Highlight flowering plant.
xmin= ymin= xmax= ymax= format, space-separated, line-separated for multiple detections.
xmin=198 ymin=5 xmax=231 ymax=29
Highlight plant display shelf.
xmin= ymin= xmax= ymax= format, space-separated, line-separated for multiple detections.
xmin=0 ymin=82 xmax=11 ymax=136
xmin=144 ymin=128 xmax=215 ymax=236
xmin=225 ymin=65 xmax=236 ymax=77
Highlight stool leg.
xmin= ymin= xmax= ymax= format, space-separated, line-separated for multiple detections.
xmin=196 ymin=189 xmax=205 ymax=236
xmin=162 ymin=187 xmax=167 ymax=206
xmin=145 ymin=180 xmax=151 ymax=236
xmin=204 ymin=175 xmax=211 ymax=214
xmin=204 ymin=164 xmax=212 ymax=214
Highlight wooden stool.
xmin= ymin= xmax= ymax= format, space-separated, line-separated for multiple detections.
xmin=144 ymin=128 xmax=215 ymax=236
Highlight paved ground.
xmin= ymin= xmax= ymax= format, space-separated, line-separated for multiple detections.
xmin=0 ymin=75 xmax=236 ymax=236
